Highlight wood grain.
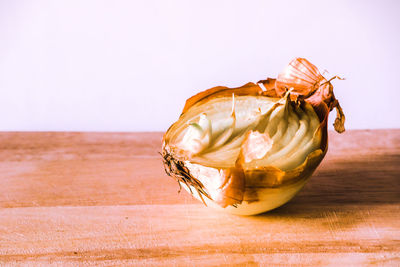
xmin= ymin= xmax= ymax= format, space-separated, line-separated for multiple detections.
xmin=0 ymin=130 xmax=399 ymax=266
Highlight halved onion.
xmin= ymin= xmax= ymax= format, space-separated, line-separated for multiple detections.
xmin=162 ymin=58 xmax=345 ymax=215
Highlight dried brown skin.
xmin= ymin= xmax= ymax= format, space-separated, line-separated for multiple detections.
xmin=276 ymin=58 xmax=345 ymax=134
xmin=182 ymin=78 xmax=279 ymax=114
xmin=214 ymin=168 xmax=245 ymax=207
xmin=276 ymin=58 xmax=323 ymax=98
xmin=162 ymin=58 xmax=344 ymax=208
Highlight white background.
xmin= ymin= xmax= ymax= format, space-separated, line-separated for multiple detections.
xmin=1 ymin=0 xmax=399 ymax=132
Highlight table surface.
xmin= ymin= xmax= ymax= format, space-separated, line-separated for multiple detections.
xmin=0 ymin=130 xmax=399 ymax=266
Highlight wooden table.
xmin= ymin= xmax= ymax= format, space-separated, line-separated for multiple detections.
xmin=0 ymin=130 xmax=399 ymax=266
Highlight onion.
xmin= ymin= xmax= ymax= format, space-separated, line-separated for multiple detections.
xmin=162 ymin=58 xmax=345 ymax=215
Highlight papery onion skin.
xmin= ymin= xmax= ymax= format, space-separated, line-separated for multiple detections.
xmin=161 ymin=58 xmax=344 ymax=215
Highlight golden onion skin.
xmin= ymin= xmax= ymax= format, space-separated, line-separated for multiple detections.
xmin=161 ymin=58 xmax=344 ymax=215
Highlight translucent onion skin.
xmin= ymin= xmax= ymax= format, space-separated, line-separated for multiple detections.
xmin=162 ymin=58 xmax=345 ymax=215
